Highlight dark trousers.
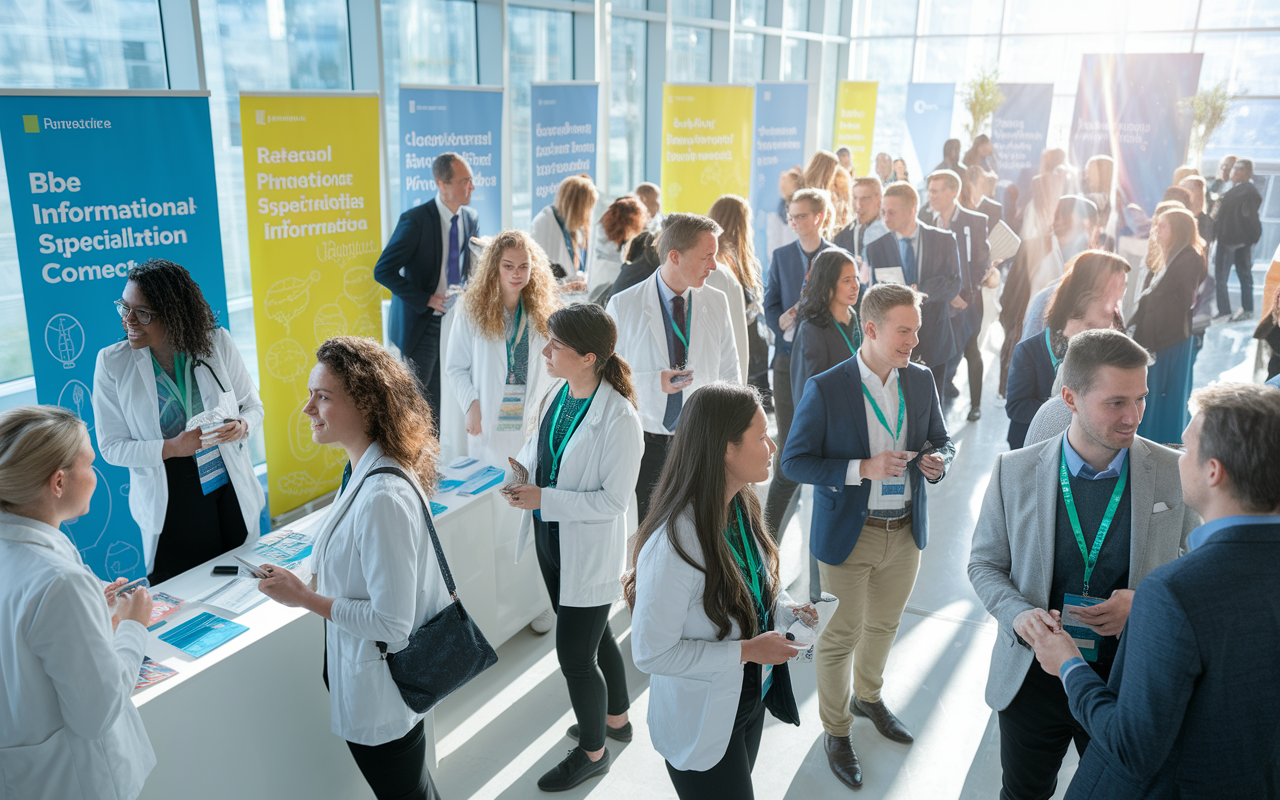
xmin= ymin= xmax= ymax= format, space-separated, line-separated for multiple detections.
xmin=764 ymin=350 xmax=800 ymax=543
xmin=943 ymin=328 xmax=984 ymax=408
xmin=636 ymin=432 xmax=673 ymax=526
xmin=997 ymin=660 xmax=1111 ymax=800
xmin=747 ymin=318 xmax=770 ymax=397
xmin=928 ymin=362 xmax=948 ymax=402
xmin=149 ymin=456 xmax=249 ymax=584
xmin=1215 ymin=242 xmax=1255 ymax=314
xmin=405 ymin=315 xmax=444 ymax=426
xmin=534 ymin=520 xmax=630 ymax=752
xmin=666 ymin=665 xmax=766 ymax=800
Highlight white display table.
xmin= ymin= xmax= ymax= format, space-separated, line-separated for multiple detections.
xmin=134 ymin=459 xmax=550 ymax=800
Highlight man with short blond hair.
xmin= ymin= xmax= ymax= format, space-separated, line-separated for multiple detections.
xmin=834 ymin=177 xmax=889 ymax=263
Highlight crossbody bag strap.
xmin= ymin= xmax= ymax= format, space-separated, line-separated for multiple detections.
xmin=364 ymin=466 xmax=458 ymax=599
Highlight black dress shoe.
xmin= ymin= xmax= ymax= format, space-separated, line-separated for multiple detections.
xmin=945 ymin=382 xmax=961 ymax=399
xmin=567 ymin=721 xmax=633 ymax=743
xmin=537 ymin=747 xmax=611 ymax=792
xmin=851 ymin=697 xmax=914 ymax=744
xmin=824 ymin=733 xmax=863 ymax=790
xmin=967 ymin=407 xmax=981 ymax=422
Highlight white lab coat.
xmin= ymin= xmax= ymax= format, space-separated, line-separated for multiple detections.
xmin=512 ymin=379 xmax=643 ymax=608
xmin=307 ymin=443 xmax=453 ymax=746
xmin=585 ymin=222 xmax=627 ymax=299
xmin=605 ymin=271 xmax=741 ymax=435
xmin=530 ymin=205 xmax=579 ymax=275
xmin=92 ymin=327 xmax=265 ymax=574
xmin=704 ymin=264 xmax=749 ymax=383
xmin=0 ymin=512 xmax=155 ymax=800
xmin=444 ymin=308 xmax=552 ymax=467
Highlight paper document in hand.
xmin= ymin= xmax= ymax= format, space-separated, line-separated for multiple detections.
xmin=148 ymin=592 xmax=185 ymax=626
xmin=253 ymin=528 xmax=314 ymax=566
xmin=988 ymin=220 xmax=1022 ymax=263
xmin=783 ymin=592 xmax=840 ymax=663
xmin=193 ymin=577 xmax=268 ymax=616
xmin=874 ymin=267 xmax=906 ymax=285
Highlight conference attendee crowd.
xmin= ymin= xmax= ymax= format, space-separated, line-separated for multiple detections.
xmin=3 ymin=137 xmax=1279 ymax=800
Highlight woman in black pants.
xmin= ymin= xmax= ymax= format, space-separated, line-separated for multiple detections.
xmin=505 ymin=304 xmax=644 ymax=792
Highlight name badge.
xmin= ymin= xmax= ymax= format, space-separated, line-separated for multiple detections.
xmin=1062 ymin=593 xmax=1104 ymax=662
xmin=195 ymin=446 xmax=229 ymax=496
xmin=880 ymin=476 xmax=906 ymax=496
xmin=497 ymin=384 xmax=526 ymax=432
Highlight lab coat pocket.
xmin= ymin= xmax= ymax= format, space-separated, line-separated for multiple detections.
xmin=0 ymin=727 xmax=85 ymax=799
xmin=649 ymin=674 xmax=714 ymax=758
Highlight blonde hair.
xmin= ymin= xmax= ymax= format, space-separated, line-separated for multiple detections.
xmin=789 ymin=187 xmax=832 ymax=221
xmin=1146 ymin=200 xmax=1187 ymax=271
xmin=828 ymin=166 xmax=854 ymax=236
xmin=0 ymin=406 xmax=88 ymax=513
xmin=554 ymin=174 xmax=599 ymax=246
xmin=707 ymin=194 xmax=762 ymax=293
xmin=883 ymin=181 xmax=919 ymax=209
xmin=1155 ymin=207 xmax=1204 ymax=273
xmin=464 ymin=230 xmax=562 ymax=340
xmin=803 ymin=150 xmax=839 ymax=194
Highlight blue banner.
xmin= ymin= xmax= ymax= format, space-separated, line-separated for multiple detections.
xmin=750 ymin=82 xmax=807 ymax=278
xmin=992 ymin=83 xmax=1054 ymax=201
xmin=904 ymin=83 xmax=955 ymax=184
xmin=398 ymin=85 xmax=502 ymax=236
xmin=530 ymin=82 xmax=598 ymax=218
xmin=1070 ymin=54 xmax=1203 ymax=215
xmin=0 ymin=92 xmax=228 ymax=580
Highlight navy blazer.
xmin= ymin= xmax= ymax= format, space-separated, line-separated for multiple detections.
xmin=1005 ymin=332 xmax=1056 ymax=450
xmin=978 ymin=197 xmax=1003 ymax=233
xmin=781 ymin=358 xmax=954 ymax=564
xmin=943 ymin=205 xmax=991 ymax=336
xmin=864 ymin=224 xmax=962 ymax=367
xmin=1062 ymin=520 xmax=1280 ymax=800
xmin=374 ymin=198 xmax=480 ymax=352
xmin=764 ymin=238 xmax=832 ymax=357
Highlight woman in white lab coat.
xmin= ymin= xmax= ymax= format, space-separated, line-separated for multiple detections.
xmin=624 ymin=383 xmax=813 ymax=799
xmin=530 ymin=174 xmax=599 ymax=280
xmin=92 ymin=259 xmax=264 ymax=583
xmin=257 ymin=336 xmax=450 ymax=800
xmin=707 ymin=194 xmax=765 ymax=384
xmin=586 ymin=194 xmax=650 ymax=301
xmin=446 ymin=229 xmax=560 ymax=468
xmin=504 ymin=303 xmax=643 ymax=792
xmin=0 ymin=405 xmax=157 ymax=800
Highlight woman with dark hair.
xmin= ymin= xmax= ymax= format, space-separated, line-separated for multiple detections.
xmin=892 ymin=158 xmax=910 ymax=184
xmin=626 ymin=382 xmax=813 ymax=799
xmin=791 ymin=249 xmax=862 ymax=406
xmin=587 ymin=195 xmax=650 ymax=302
xmin=1005 ymin=250 xmax=1129 ymax=449
xmin=92 ymin=258 xmax=264 ymax=583
xmin=503 ymin=303 xmax=643 ymax=791
xmin=934 ymin=138 xmax=962 ymax=175
xmin=258 ymin=336 xmax=450 ymax=800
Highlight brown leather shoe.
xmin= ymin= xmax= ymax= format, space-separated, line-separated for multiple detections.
xmin=851 ymin=697 xmax=914 ymax=744
xmin=824 ymin=733 xmax=863 ymax=790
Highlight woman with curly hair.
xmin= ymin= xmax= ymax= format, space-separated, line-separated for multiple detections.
xmin=258 ymin=336 xmax=450 ymax=800
xmin=92 ymin=258 xmax=264 ymax=583
xmin=586 ymin=194 xmax=649 ymax=302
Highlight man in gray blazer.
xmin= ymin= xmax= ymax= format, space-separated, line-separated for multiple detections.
xmin=969 ymin=329 xmax=1199 ymax=800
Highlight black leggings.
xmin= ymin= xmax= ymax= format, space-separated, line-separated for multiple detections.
xmin=535 ymin=519 xmax=631 ymax=752
xmin=666 ymin=665 xmax=766 ymax=799
xmin=346 ymin=720 xmax=440 ymax=800
xmin=150 ymin=455 xmax=249 ymax=584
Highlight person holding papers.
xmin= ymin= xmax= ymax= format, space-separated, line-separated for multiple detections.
xmin=0 ymin=405 xmax=156 ymax=800
xmin=257 ymin=337 xmax=452 ymax=800
xmin=92 ymin=259 xmax=264 ymax=584
xmin=503 ymin=303 xmax=644 ymax=792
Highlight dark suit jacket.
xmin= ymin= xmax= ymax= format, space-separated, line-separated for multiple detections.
xmin=790 ymin=313 xmax=859 ymax=404
xmin=978 ymin=197 xmax=1003 ymax=233
xmin=781 ymin=358 xmax=954 ymax=563
xmin=865 ymin=224 xmax=962 ymax=366
xmin=764 ymin=238 xmax=833 ymax=357
xmin=1216 ymin=181 xmax=1263 ymax=247
xmin=1131 ymin=247 xmax=1208 ymax=353
xmin=374 ymin=198 xmax=479 ymax=352
xmin=1005 ymin=332 xmax=1056 ymax=449
xmin=943 ymin=206 xmax=991 ymax=337
xmin=1063 ymin=520 xmax=1280 ymax=800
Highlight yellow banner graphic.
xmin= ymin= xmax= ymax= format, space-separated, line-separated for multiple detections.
xmin=239 ymin=94 xmax=382 ymax=515
xmin=660 ymin=84 xmax=754 ymax=215
xmin=833 ymin=81 xmax=878 ymax=177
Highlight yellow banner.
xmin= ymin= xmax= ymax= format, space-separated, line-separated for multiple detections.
xmin=833 ymin=81 xmax=878 ymax=177
xmin=660 ymin=84 xmax=754 ymax=215
xmin=239 ymin=94 xmax=382 ymax=515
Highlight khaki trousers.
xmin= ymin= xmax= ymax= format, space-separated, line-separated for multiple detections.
xmin=816 ymin=517 xmax=921 ymax=736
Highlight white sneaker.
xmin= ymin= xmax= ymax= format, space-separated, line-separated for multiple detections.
xmin=529 ymin=608 xmax=556 ymax=634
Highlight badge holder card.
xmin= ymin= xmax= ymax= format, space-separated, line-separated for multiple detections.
xmin=1062 ymin=593 xmax=1104 ymax=662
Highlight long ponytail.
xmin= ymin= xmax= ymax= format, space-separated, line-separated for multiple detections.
xmin=548 ymin=304 xmax=637 ymax=407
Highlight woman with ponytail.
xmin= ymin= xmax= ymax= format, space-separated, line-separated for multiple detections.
xmin=503 ymin=303 xmax=644 ymax=792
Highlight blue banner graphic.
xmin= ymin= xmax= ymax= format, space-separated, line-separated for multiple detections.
xmin=399 ymin=85 xmax=502 ymax=236
xmin=1070 ymin=54 xmax=1203 ymax=215
xmin=904 ymin=83 xmax=955 ymax=184
xmin=0 ymin=92 xmax=227 ymax=581
xmin=750 ymin=82 xmax=807 ymax=278
xmin=530 ymin=82 xmax=598 ymax=218
xmin=992 ymin=83 xmax=1054 ymax=201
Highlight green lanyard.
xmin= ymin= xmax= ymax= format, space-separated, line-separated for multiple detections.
xmin=506 ymin=301 xmax=527 ymax=377
xmin=548 ymin=382 xmax=598 ymax=484
xmin=724 ymin=500 xmax=768 ymax=629
xmin=1059 ymin=445 xmax=1129 ymax=597
xmin=1045 ymin=328 xmax=1061 ymax=372
xmin=832 ymin=313 xmax=858 ymax=356
xmin=861 ymin=375 xmax=905 ymax=445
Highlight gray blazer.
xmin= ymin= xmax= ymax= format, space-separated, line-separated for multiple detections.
xmin=967 ymin=434 xmax=1199 ymax=711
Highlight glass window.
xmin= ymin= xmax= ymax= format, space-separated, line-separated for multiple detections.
xmin=610 ymin=18 xmax=647 ymax=196
xmin=1196 ymin=32 xmax=1280 ymax=97
xmin=509 ymin=6 xmax=574 ymax=230
xmin=732 ymin=33 xmax=765 ymax=83
xmin=783 ymin=0 xmax=810 ymax=30
xmin=1003 ymin=0 xmax=1124 ymax=34
xmin=670 ymin=25 xmax=713 ymax=82
xmin=1124 ymin=0 xmax=1198 ymax=31
xmin=738 ymin=0 xmax=767 ymax=26
xmin=671 ymin=0 xmax=713 ymax=18
xmin=612 ymin=0 xmax=648 ymax=9
xmin=917 ymin=0 xmax=1002 ymax=36
xmin=1122 ymin=33 xmax=1194 ymax=54
xmin=914 ymin=35 xmax=998 ymax=84
xmin=782 ymin=38 xmax=808 ymax=81
xmin=851 ymin=0 xmax=918 ymax=36
xmin=850 ymin=37 xmax=913 ymax=164
xmin=1204 ymin=99 xmax=1280 ymax=165
xmin=1198 ymin=0 xmax=1280 ymax=29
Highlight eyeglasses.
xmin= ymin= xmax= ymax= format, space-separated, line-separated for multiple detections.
xmin=115 ymin=300 xmax=156 ymax=325
xmin=788 ymin=212 xmax=813 ymax=224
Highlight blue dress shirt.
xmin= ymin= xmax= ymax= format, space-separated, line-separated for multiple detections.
xmin=1061 ymin=430 xmax=1129 ymax=480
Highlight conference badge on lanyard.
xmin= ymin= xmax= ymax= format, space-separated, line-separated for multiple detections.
xmin=498 ymin=303 xmax=528 ymax=433
xmin=862 ymin=376 xmax=906 ymax=497
xmin=1058 ymin=446 xmax=1128 ymax=661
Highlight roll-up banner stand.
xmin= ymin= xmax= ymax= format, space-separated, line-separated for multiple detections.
xmin=991 ymin=84 xmax=1054 ymax=200
xmin=530 ymin=82 xmax=599 ymax=218
xmin=239 ymin=92 xmax=382 ymax=516
xmin=751 ymin=82 xmax=808 ymax=277
xmin=904 ymin=83 xmax=956 ymax=184
xmin=660 ymin=84 xmax=754 ymax=215
xmin=398 ymin=85 xmax=503 ymax=236
xmin=833 ymin=81 xmax=878 ymax=178
xmin=0 ymin=90 xmax=228 ymax=580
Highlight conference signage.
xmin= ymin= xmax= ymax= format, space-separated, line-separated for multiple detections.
xmin=991 ymin=83 xmax=1054 ymax=197
xmin=398 ymin=85 xmax=502 ymax=236
xmin=0 ymin=91 xmax=227 ymax=580
xmin=1070 ymin=54 xmax=1203 ymax=215
xmin=751 ymin=82 xmax=808 ymax=271
xmin=904 ymin=83 xmax=955 ymax=183
xmin=660 ymin=84 xmax=754 ymax=214
xmin=239 ymin=92 xmax=382 ymax=515
xmin=833 ymin=81 xmax=878 ymax=177
xmin=530 ymin=82 xmax=598 ymax=218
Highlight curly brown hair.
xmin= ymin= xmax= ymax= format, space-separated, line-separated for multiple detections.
xmin=126 ymin=259 xmax=218 ymax=357
xmin=463 ymin=229 xmax=561 ymax=340
xmin=600 ymin=195 xmax=649 ymax=247
xmin=315 ymin=336 xmax=440 ymax=494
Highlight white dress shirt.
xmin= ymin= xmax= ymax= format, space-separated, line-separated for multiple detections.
xmin=435 ymin=194 xmax=463 ymax=296
xmin=844 ymin=351 xmax=912 ymax=510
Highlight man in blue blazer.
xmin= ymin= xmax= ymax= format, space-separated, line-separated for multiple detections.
xmin=782 ymin=283 xmax=954 ymax=791
xmin=1030 ymin=382 xmax=1280 ymax=800
xmin=865 ymin=182 xmax=962 ymax=400
xmin=374 ymin=152 xmax=479 ymax=422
